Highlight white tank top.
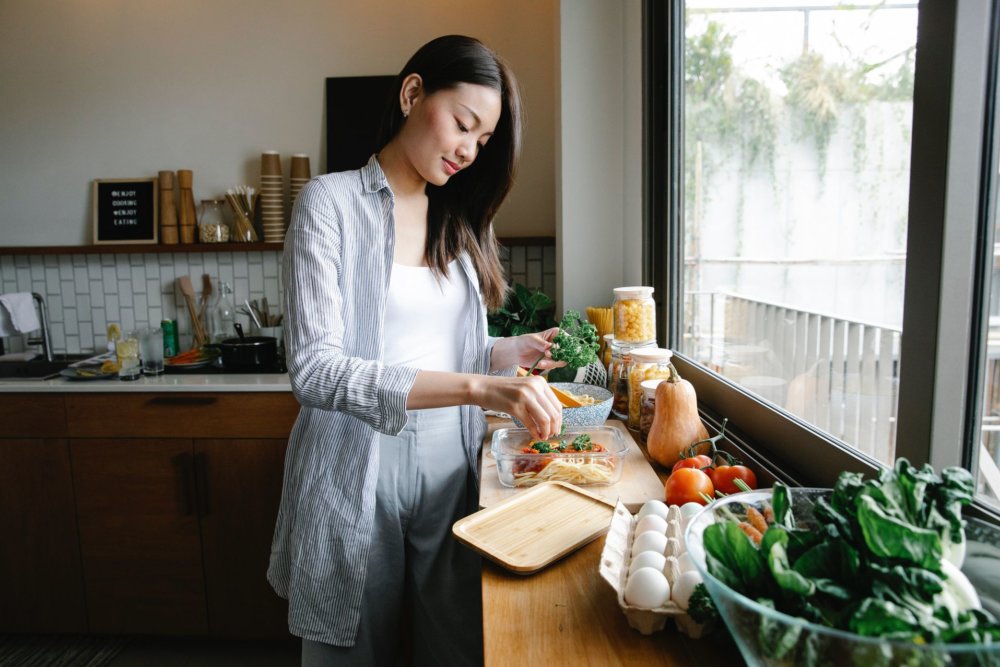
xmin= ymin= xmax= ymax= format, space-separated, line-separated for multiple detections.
xmin=383 ymin=260 xmax=469 ymax=373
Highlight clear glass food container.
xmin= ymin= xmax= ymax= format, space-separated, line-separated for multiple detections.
xmin=613 ymin=286 xmax=656 ymax=343
xmin=491 ymin=425 xmax=628 ymax=488
xmin=639 ymin=378 xmax=665 ymax=444
xmin=627 ymin=348 xmax=676 ymax=429
xmin=198 ymin=199 xmax=231 ymax=243
xmin=608 ymin=338 xmax=655 ymax=421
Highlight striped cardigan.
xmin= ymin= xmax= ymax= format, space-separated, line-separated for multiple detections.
xmin=267 ymin=156 xmax=497 ymax=645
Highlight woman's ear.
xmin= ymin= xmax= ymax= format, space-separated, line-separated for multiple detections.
xmin=399 ymin=73 xmax=423 ymax=117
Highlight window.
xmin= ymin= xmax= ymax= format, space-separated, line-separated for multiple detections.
xmin=646 ymin=0 xmax=1000 ymax=517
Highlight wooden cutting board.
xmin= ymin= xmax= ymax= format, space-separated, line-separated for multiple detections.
xmin=479 ymin=419 xmax=665 ymax=512
xmin=453 ymin=481 xmax=615 ymax=574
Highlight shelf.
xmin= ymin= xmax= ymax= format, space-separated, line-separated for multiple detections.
xmin=0 ymin=237 xmax=553 ymax=257
xmin=0 ymin=242 xmax=284 ymax=256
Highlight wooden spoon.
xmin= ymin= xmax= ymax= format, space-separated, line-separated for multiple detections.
xmin=515 ymin=367 xmax=585 ymax=408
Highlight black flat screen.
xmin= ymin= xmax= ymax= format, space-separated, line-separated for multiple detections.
xmin=325 ymin=75 xmax=397 ymax=174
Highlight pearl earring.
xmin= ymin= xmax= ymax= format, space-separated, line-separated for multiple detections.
xmin=403 ymin=110 xmax=409 ymax=118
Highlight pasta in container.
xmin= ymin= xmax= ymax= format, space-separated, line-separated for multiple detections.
xmin=492 ymin=426 xmax=628 ymax=488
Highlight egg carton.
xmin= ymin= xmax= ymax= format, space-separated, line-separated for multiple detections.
xmin=598 ymin=500 xmax=712 ymax=638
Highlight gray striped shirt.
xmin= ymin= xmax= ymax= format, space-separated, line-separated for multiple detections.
xmin=267 ymin=155 xmax=498 ymax=645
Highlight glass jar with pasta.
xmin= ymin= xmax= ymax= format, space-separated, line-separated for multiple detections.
xmin=608 ymin=338 xmax=655 ymax=421
xmin=627 ymin=347 xmax=676 ymax=430
xmin=613 ymin=286 xmax=656 ymax=343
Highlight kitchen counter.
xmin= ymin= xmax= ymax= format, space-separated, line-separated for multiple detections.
xmin=479 ymin=419 xmax=738 ymax=666
xmin=0 ymin=372 xmax=292 ymax=392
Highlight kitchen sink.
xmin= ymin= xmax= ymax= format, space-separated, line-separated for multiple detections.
xmin=0 ymin=353 xmax=94 ymax=379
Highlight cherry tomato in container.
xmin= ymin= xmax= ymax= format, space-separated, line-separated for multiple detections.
xmin=671 ymin=455 xmax=713 ymax=474
xmin=664 ymin=468 xmax=715 ymax=506
xmin=712 ymin=465 xmax=758 ymax=495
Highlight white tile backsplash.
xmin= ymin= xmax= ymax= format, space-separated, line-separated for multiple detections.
xmin=0 ymin=241 xmax=555 ymax=355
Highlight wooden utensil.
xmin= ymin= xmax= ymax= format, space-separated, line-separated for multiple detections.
xmin=178 ymin=275 xmax=208 ymax=347
xmin=516 ymin=367 xmax=585 ymax=408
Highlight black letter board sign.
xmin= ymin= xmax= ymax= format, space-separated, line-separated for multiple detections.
xmin=92 ymin=178 xmax=159 ymax=244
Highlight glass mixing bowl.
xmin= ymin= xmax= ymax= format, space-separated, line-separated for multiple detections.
xmin=685 ymin=488 xmax=1000 ymax=666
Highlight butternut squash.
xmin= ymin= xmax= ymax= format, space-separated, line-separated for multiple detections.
xmin=646 ymin=373 xmax=709 ymax=468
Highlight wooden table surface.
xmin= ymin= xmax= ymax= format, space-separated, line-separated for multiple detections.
xmin=479 ymin=418 xmax=741 ymax=666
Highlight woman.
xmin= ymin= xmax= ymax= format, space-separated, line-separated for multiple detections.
xmin=268 ymin=35 xmax=563 ymax=666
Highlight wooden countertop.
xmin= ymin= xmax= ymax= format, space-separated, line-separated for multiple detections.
xmin=479 ymin=417 xmax=741 ymax=666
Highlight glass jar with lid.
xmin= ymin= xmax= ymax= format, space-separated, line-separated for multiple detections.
xmin=613 ymin=286 xmax=656 ymax=343
xmin=198 ymin=199 xmax=231 ymax=243
xmin=639 ymin=378 xmax=665 ymax=444
xmin=627 ymin=347 xmax=676 ymax=429
xmin=607 ymin=338 xmax=655 ymax=421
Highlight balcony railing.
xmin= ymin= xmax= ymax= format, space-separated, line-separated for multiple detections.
xmin=683 ymin=291 xmax=1000 ymax=504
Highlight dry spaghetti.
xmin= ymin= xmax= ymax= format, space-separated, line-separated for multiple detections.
xmin=512 ymin=457 xmax=616 ymax=487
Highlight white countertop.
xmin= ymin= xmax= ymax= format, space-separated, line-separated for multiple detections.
xmin=0 ymin=372 xmax=292 ymax=393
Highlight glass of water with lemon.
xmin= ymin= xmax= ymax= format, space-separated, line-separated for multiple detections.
xmin=117 ymin=331 xmax=141 ymax=381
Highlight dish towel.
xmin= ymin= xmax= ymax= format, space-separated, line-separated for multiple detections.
xmin=0 ymin=293 xmax=41 ymax=336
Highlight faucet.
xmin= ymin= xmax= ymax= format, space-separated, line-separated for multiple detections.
xmin=24 ymin=293 xmax=53 ymax=362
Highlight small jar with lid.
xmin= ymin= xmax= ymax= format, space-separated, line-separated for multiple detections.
xmin=627 ymin=347 xmax=676 ymax=429
xmin=607 ymin=338 xmax=655 ymax=421
xmin=198 ymin=199 xmax=231 ymax=243
xmin=639 ymin=379 xmax=665 ymax=443
xmin=613 ymin=286 xmax=656 ymax=344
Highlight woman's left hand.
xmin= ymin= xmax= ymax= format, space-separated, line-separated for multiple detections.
xmin=490 ymin=327 xmax=566 ymax=373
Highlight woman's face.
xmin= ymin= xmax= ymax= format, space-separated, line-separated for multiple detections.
xmin=399 ymin=81 xmax=502 ymax=187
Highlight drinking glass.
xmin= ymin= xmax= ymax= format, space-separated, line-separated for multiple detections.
xmin=139 ymin=327 xmax=164 ymax=375
xmin=117 ymin=331 xmax=141 ymax=380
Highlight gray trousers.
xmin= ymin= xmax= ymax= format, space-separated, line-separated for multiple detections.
xmin=302 ymin=407 xmax=484 ymax=667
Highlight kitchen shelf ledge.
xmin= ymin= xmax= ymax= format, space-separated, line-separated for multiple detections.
xmin=0 ymin=242 xmax=284 ymax=256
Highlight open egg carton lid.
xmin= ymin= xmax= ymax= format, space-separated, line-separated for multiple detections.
xmin=598 ymin=500 xmax=712 ymax=638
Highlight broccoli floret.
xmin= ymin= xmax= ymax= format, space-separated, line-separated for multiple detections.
xmin=686 ymin=583 xmax=719 ymax=625
xmin=571 ymin=434 xmax=593 ymax=451
xmin=530 ymin=441 xmax=553 ymax=453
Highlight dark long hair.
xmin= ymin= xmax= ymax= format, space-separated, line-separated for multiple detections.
xmin=378 ymin=35 xmax=521 ymax=311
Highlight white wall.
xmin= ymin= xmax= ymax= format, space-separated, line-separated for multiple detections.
xmin=0 ymin=0 xmax=556 ymax=246
xmin=557 ymin=0 xmax=643 ymax=314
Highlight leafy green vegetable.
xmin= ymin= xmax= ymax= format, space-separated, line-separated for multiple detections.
xmin=686 ymin=583 xmax=719 ymax=625
xmin=570 ymin=434 xmax=593 ymax=451
xmin=530 ymin=441 xmax=553 ymax=453
xmin=527 ymin=310 xmax=599 ymax=374
xmin=701 ymin=458 xmax=997 ymax=652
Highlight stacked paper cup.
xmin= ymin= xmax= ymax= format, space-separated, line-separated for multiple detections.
xmin=289 ymin=154 xmax=311 ymax=213
xmin=259 ymin=151 xmax=285 ymax=242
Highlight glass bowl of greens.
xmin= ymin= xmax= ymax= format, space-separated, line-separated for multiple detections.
xmin=684 ymin=460 xmax=1000 ymax=666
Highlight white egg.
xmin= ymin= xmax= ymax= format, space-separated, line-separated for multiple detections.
xmin=624 ymin=566 xmax=671 ymax=609
xmin=635 ymin=513 xmax=668 ymax=536
xmin=670 ymin=569 xmax=703 ymax=610
xmin=637 ymin=499 xmax=669 ymax=521
xmin=628 ymin=550 xmax=667 ymax=576
xmin=676 ymin=551 xmax=695 ymax=573
xmin=679 ymin=502 xmax=704 ymax=518
xmin=631 ymin=530 xmax=668 ymax=556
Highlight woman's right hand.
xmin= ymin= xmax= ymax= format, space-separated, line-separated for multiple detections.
xmin=474 ymin=374 xmax=563 ymax=440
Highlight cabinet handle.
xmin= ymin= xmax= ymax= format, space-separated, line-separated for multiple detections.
xmin=194 ymin=451 xmax=211 ymax=517
xmin=172 ymin=452 xmax=197 ymax=517
xmin=147 ymin=396 xmax=218 ymax=407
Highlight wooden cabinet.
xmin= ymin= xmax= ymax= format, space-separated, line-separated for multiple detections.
xmin=0 ymin=390 xmax=298 ymax=637
xmin=197 ymin=438 xmax=289 ymax=637
xmin=71 ymin=438 xmax=207 ymax=635
xmin=0 ymin=437 xmax=87 ymax=633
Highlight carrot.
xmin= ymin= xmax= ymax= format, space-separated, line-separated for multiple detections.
xmin=762 ymin=504 xmax=775 ymax=525
xmin=746 ymin=506 xmax=768 ymax=535
xmin=738 ymin=521 xmax=763 ymax=545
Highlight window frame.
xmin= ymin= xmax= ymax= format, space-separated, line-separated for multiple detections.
xmin=643 ymin=0 xmax=1000 ymax=522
